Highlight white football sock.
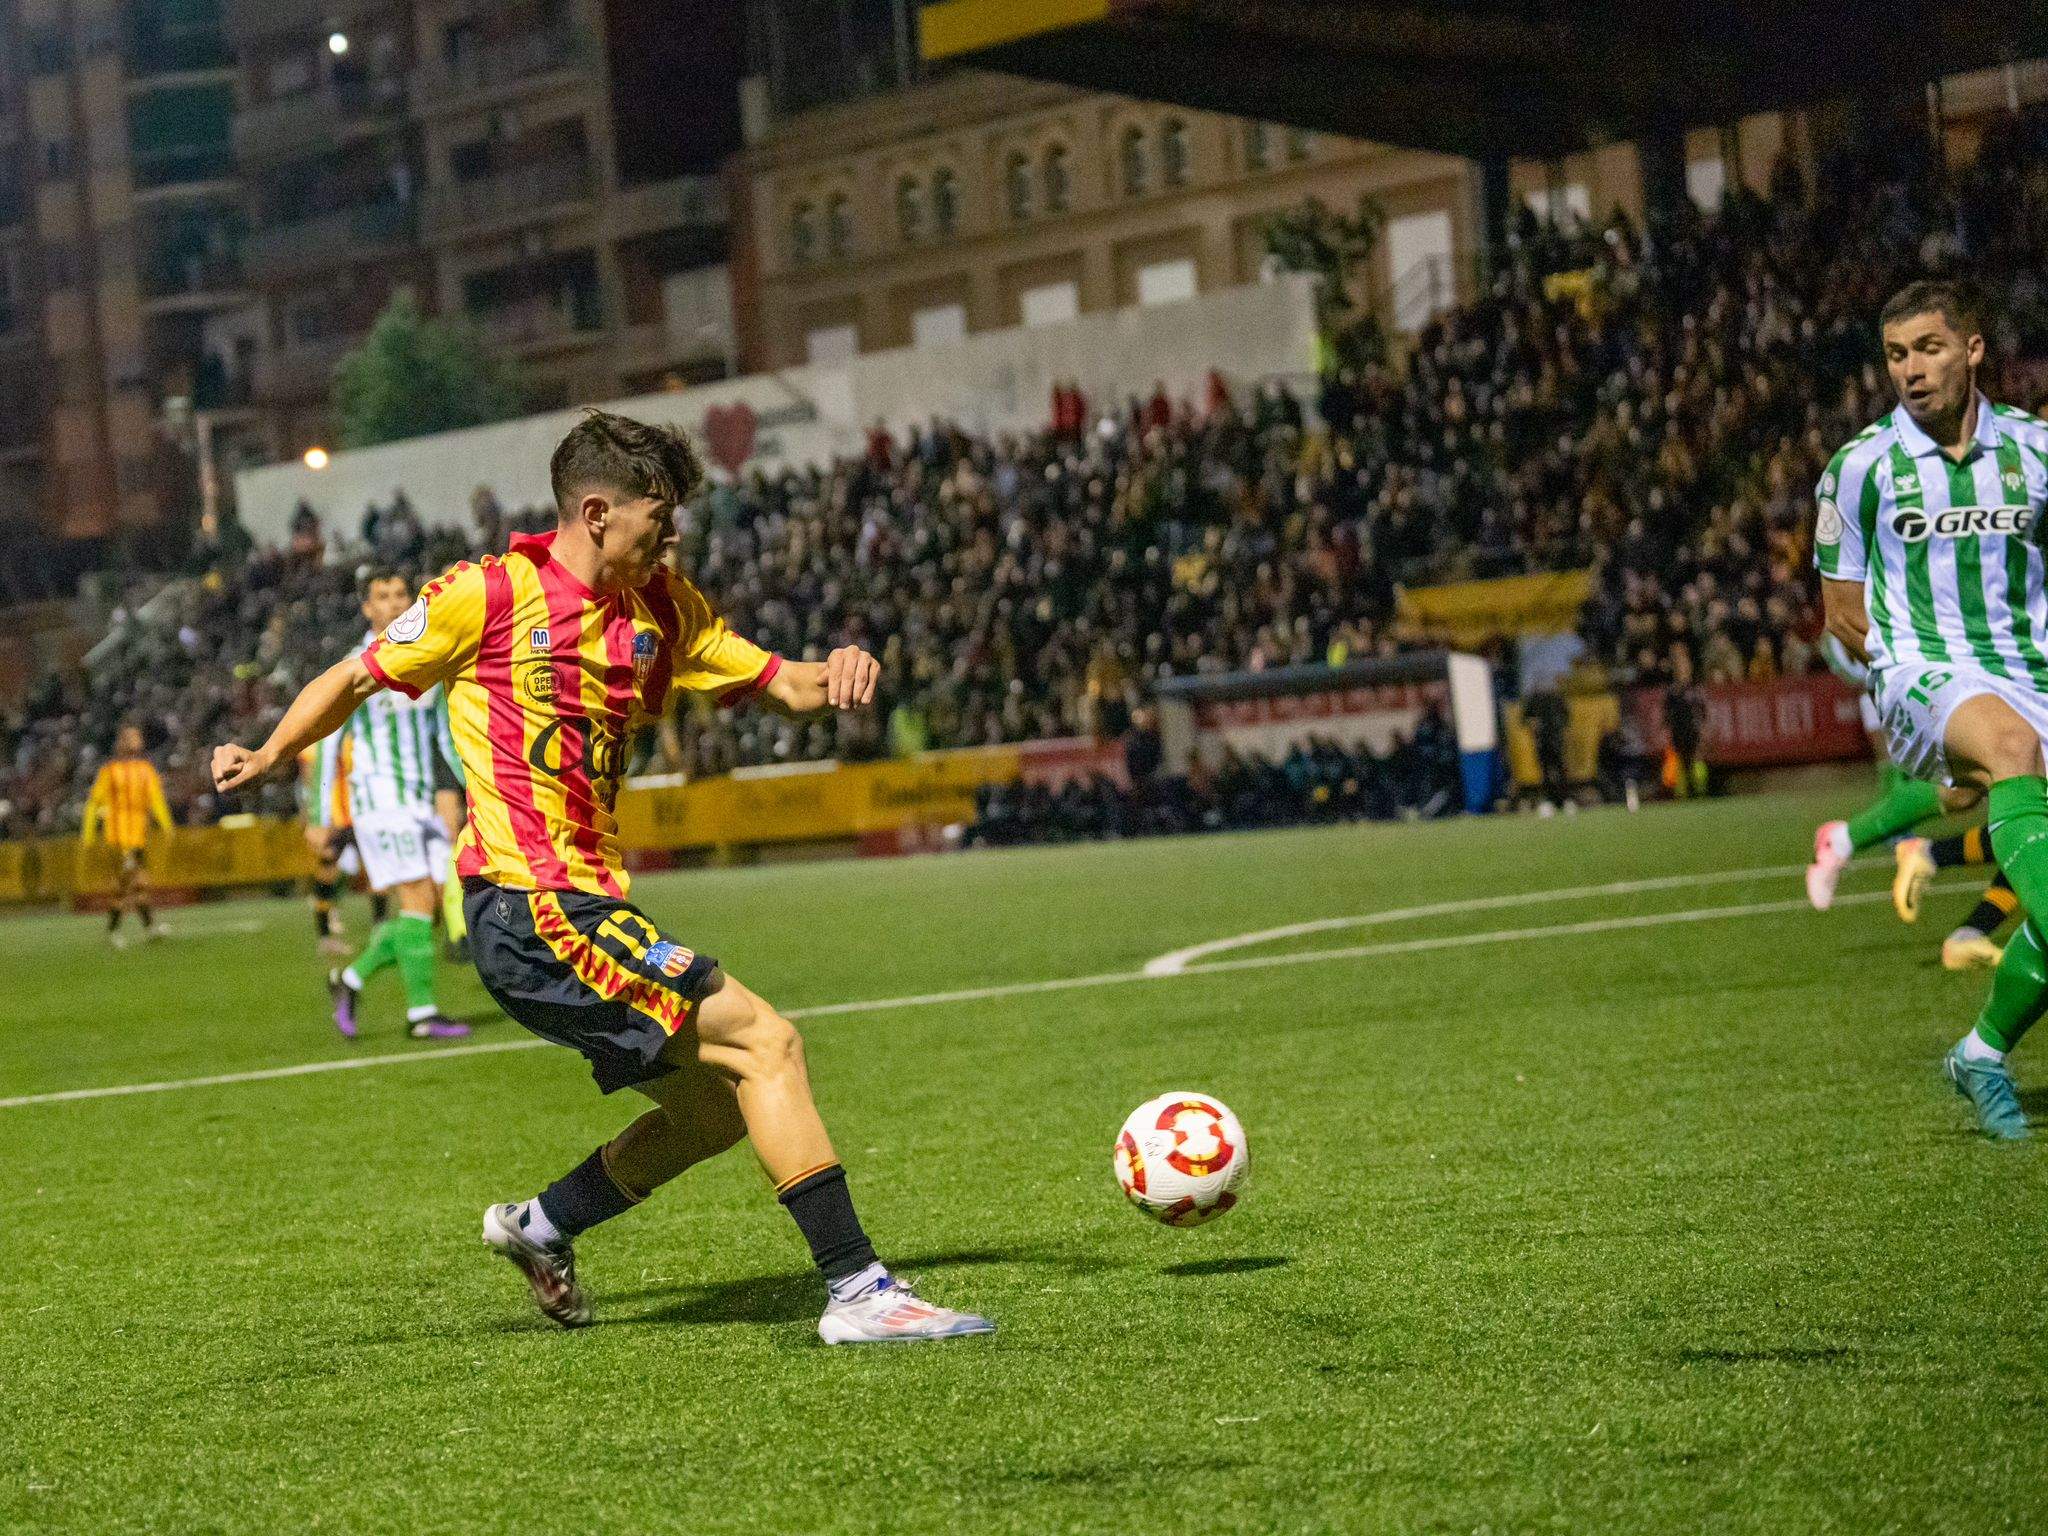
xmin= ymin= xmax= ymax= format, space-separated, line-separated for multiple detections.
xmin=1960 ymin=1029 xmax=2005 ymax=1064
xmin=828 ymin=1262 xmax=889 ymax=1304
xmin=1825 ymin=823 xmax=1854 ymax=862
xmin=518 ymin=1199 xmax=565 ymax=1247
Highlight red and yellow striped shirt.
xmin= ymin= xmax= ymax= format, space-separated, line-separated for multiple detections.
xmin=84 ymin=757 xmax=173 ymax=850
xmin=361 ymin=532 xmax=776 ymax=896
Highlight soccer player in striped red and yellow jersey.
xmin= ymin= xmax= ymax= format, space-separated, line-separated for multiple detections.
xmin=82 ymin=723 xmax=173 ymax=946
xmin=211 ymin=410 xmax=992 ymax=1344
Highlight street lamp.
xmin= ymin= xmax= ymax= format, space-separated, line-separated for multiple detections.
xmin=303 ymin=446 xmax=331 ymax=470
xmin=328 ymin=31 xmax=350 ymax=56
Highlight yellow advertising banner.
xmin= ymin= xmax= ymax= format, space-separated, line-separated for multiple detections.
xmin=1397 ymin=568 xmax=1594 ymax=647
xmin=615 ymin=746 xmax=1022 ymax=851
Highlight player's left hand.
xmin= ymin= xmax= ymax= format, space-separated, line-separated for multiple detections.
xmin=823 ymin=646 xmax=880 ymax=709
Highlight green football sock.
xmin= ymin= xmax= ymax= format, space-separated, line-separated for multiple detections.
xmin=348 ymin=920 xmax=399 ymax=983
xmin=393 ymin=912 xmax=439 ymax=1015
xmin=1845 ymin=767 xmax=1943 ymax=851
xmin=1989 ymin=775 xmax=2048 ymax=928
xmin=1973 ymin=918 xmax=2048 ymax=1053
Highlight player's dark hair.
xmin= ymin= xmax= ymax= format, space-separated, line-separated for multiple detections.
xmin=1880 ymin=279 xmax=1984 ymax=340
xmin=549 ymin=409 xmax=704 ymax=519
xmin=359 ymin=564 xmax=407 ymax=599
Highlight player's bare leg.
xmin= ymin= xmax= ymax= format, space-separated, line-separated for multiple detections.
xmin=1938 ymin=695 xmax=2047 ymax=1138
xmin=483 ymin=1060 xmax=743 ymax=1328
xmin=488 ymin=970 xmax=993 ymax=1341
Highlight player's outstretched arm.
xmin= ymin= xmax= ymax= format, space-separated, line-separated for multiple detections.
xmin=763 ymin=646 xmax=880 ymax=713
xmin=211 ymin=656 xmax=381 ymax=794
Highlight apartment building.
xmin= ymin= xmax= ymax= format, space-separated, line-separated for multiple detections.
xmin=4 ymin=0 xmax=253 ymax=559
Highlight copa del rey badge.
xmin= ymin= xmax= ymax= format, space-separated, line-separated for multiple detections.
xmin=633 ymin=629 xmax=656 ymax=681
xmin=646 ymin=941 xmax=695 ymax=977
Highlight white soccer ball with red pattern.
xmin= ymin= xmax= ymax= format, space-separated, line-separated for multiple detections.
xmin=1113 ymin=1091 xmax=1248 ymax=1227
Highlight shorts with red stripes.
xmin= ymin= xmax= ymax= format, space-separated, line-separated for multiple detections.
xmin=463 ymin=878 xmax=721 ymax=1093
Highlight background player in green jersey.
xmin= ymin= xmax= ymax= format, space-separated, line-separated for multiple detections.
xmin=1815 ymin=280 xmax=2048 ymax=1139
xmin=327 ymin=569 xmax=470 ymax=1042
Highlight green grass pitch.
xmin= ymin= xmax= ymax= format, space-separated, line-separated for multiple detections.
xmin=5 ymin=787 xmax=2048 ymax=1533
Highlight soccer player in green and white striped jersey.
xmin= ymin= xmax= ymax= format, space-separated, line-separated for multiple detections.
xmin=1814 ymin=279 xmax=2048 ymax=1139
xmin=328 ymin=569 xmax=471 ymax=1042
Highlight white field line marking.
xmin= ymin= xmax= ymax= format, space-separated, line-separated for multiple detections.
xmin=1141 ymin=861 xmax=1818 ymax=975
xmin=0 ymin=869 xmax=1974 ymax=1112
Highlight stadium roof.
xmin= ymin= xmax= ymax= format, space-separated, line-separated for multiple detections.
xmin=920 ymin=0 xmax=2048 ymax=160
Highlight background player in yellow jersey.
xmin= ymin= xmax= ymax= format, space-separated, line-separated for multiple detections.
xmin=209 ymin=410 xmax=993 ymax=1345
xmin=82 ymin=722 xmax=173 ymax=947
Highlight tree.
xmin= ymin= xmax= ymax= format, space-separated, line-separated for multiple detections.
xmin=330 ymin=292 xmax=526 ymax=449
xmin=1261 ymin=194 xmax=1389 ymax=372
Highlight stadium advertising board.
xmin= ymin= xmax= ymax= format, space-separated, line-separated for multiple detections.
xmin=1155 ymin=653 xmax=1501 ymax=811
xmin=1623 ymin=673 xmax=1868 ymax=766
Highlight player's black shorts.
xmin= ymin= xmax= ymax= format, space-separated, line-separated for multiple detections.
xmin=463 ymin=878 xmax=720 ymax=1093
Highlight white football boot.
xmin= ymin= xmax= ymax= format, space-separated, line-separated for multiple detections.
xmin=1806 ymin=820 xmax=1851 ymax=911
xmin=482 ymin=1202 xmax=591 ymax=1328
xmin=817 ymin=1275 xmax=995 ymax=1345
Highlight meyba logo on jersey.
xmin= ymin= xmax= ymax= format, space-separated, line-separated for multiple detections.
xmin=385 ymin=598 xmax=428 ymax=645
xmin=530 ymin=626 xmax=551 ymax=654
xmin=1890 ymin=505 xmax=2037 ymax=542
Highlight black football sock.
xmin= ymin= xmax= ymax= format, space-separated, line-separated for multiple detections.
xmin=1929 ymin=826 xmax=1993 ymax=869
xmin=370 ymin=891 xmax=390 ymax=924
xmin=775 ymin=1163 xmax=879 ymax=1289
xmin=107 ymin=907 xmax=122 ymax=932
xmin=535 ymin=1146 xmax=641 ymax=1240
xmin=1957 ymin=872 xmax=2021 ymax=939
xmin=138 ymin=902 xmax=154 ymax=928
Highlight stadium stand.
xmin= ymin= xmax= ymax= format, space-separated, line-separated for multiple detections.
xmin=8 ymin=113 xmax=2048 ymax=844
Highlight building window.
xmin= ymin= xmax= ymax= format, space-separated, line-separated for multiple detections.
xmin=1284 ymin=127 xmax=1313 ymax=162
xmin=1244 ymin=122 xmax=1271 ymax=172
xmin=1119 ymin=126 xmax=1148 ymax=199
xmin=932 ymin=167 xmax=959 ymax=236
xmin=1005 ymin=151 xmax=1032 ymax=222
xmin=895 ymin=175 xmax=925 ymax=244
xmin=1043 ymin=144 xmax=1071 ymax=215
xmin=43 ymin=242 xmax=78 ymax=290
xmin=826 ymin=193 xmax=853 ymax=259
xmin=790 ymin=201 xmax=817 ymax=267
xmin=1160 ymin=118 xmax=1189 ymax=188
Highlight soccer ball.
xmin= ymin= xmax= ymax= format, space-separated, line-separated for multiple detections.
xmin=1113 ymin=1091 xmax=1247 ymax=1227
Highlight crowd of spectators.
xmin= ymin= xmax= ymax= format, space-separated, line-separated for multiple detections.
xmin=6 ymin=108 xmax=2048 ymax=841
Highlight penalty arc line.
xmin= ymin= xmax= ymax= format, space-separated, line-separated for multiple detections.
xmin=0 ymin=871 xmax=1967 ymax=1112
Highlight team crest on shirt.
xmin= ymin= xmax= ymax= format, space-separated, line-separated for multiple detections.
xmin=633 ymin=629 xmax=657 ymax=681
xmin=645 ymin=940 xmax=695 ymax=977
xmin=530 ymin=626 xmax=551 ymax=654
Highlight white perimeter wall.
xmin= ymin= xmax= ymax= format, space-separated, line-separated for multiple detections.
xmin=233 ymin=274 xmax=1318 ymax=547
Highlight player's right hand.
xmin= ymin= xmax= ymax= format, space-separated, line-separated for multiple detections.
xmin=211 ymin=744 xmax=268 ymax=793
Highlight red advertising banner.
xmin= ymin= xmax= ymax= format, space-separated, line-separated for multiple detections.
xmin=1624 ymin=674 xmax=1869 ymax=767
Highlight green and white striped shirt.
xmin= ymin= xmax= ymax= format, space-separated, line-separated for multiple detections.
xmin=345 ymin=632 xmax=460 ymax=816
xmin=1814 ymin=394 xmax=2048 ymax=684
